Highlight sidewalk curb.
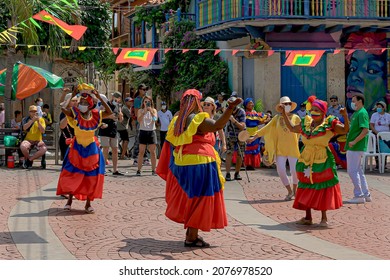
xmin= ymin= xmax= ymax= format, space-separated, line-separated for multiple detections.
xmin=8 ymin=180 xmax=76 ymax=260
xmin=224 ymin=179 xmax=380 ymax=260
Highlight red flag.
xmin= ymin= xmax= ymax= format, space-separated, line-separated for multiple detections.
xmin=283 ymin=50 xmax=325 ymax=67
xmin=333 ymin=49 xmax=341 ymax=55
xmin=267 ymin=50 xmax=275 ymax=57
xmin=198 ymin=49 xmax=205 ymax=54
xmin=249 ymin=50 xmax=256 ymax=54
xmin=381 ymin=48 xmax=387 ymax=53
xmin=112 ymin=48 xmax=119 ymax=55
xmin=232 ymin=49 xmax=239 ymax=56
xmin=214 ymin=50 xmax=221 ymax=56
xmin=164 ymin=48 xmax=172 ymax=54
xmin=115 ymin=48 xmax=158 ymax=67
xmin=347 ymin=49 xmax=356 ymax=55
xmin=33 ymin=10 xmax=87 ymax=40
xmin=182 ymin=49 xmax=189 ymax=53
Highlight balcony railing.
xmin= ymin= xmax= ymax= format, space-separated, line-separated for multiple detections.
xmin=197 ymin=0 xmax=390 ymax=29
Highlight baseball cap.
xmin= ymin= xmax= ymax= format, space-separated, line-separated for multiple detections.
xmin=29 ymin=105 xmax=37 ymax=112
xmin=376 ymin=100 xmax=387 ymax=110
xmin=112 ymin=91 xmax=121 ymax=98
xmin=161 ymin=101 xmax=166 ymax=105
xmin=329 ymin=95 xmax=338 ymax=100
xmin=231 ymin=91 xmax=238 ymax=97
xmin=125 ymin=97 xmax=133 ymax=102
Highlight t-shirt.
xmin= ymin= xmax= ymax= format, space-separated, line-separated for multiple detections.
xmin=59 ymin=112 xmax=74 ymax=138
xmin=370 ymin=112 xmax=390 ymax=133
xmin=98 ymin=102 xmax=118 ymax=138
xmin=23 ymin=117 xmax=46 ymax=142
xmin=226 ymin=108 xmax=246 ymax=137
xmin=346 ymin=107 xmax=369 ymax=151
xmin=11 ymin=119 xmax=21 ymax=129
xmin=296 ymin=109 xmax=306 ymax=119
xmin=134 ymin=96 xmax=143 ymax=110
xmin=158 ymin=110 xmax=173 ymax=131
xmin=327 ymin=105 xmax=343 ymax=119
xmin=0 ymin=111 xmax=4 ymax=127
xmin=117 ymin=105 xmax=131 ymax=131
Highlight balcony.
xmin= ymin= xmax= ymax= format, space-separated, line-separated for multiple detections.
xmin=196 ymin=0 xmax=390 ymax=40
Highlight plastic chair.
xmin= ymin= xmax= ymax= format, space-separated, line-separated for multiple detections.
xmin=377 ymin=131 xmax=390 ymax=173
xmin=362 ymin=132 xmax=381 ymax=172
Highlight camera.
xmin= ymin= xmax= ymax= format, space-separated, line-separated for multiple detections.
xmin=146 ymin=101 xmax=151 ymax=107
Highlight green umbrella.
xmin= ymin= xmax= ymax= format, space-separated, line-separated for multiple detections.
xmin=0 ymin=61 xmax=64 ymax=100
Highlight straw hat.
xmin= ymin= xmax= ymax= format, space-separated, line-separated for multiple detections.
xmin=201 ymin=96 xmax=217 ymax=110
xmin=376 ymin=100 xmax=387 ymax=110
xmin=275 ymin=96 xmax=297 ymax=113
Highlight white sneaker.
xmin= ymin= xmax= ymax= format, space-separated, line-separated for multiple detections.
xmin=348 ymin=197 xmax=365 ymax=204
xmin=364 ymin=195 xmax=372 ymax=202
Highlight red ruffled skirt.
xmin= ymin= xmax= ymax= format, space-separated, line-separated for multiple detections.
xmin=293 ymin=183 xmax=343 ymax=211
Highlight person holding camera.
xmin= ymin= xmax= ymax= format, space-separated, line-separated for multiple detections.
xmin=20 ymin=105 xmax=47 ymax=169
xmin=136 ymin=96 xmax=158 ymax=176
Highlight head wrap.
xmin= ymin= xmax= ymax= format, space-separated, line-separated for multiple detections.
xmin=182 ymin=89 xmax=202 ymax=101
xmin=78 ymin=83 xmax=95 ymax=109
xmin=243 ymin=98 xmax=254 ymax=109
xmin=174 ymin=89 xmax=203 ymax=136
xmin=306 ymin=95 xmax=328 ymax=115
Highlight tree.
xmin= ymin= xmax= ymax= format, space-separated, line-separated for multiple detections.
xmin=0 ymin=0 xmax=81 ymax=127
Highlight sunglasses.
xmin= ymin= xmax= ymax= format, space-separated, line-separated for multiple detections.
xmin=283 ymin=102 xmax=292 ymax=105
xmin=203 ymin=103 xmax=212 ymax=107
xmin=330 ymin=99 xmax=337 ymax=102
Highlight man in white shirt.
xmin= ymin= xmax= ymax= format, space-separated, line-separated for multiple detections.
xmin=157 ymin=101 xmax=173 ymax=148
xmin=0 ymin=103 xmax=5 ymax=128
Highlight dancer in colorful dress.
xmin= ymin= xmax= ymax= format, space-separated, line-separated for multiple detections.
xmin=156 ymin=89 xmax=242 ymax=247
xmin=57 ymin=84 xmax=113 ymax=214
xmin=243 ymin=98 xmax=266 ymax=170
xmin=279 ymin=95 xmax=349 ymax=227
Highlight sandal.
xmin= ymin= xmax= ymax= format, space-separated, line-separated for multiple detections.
xmin=64 ymin=204 xmax=71 ymax=211
xmin=85 ymin=206 xmax=95 ymax=214
xmin=184 ymin=238 xmax=210 ymax=248
xmin=295 ymin=217 xmax=313 ymax=225
xmin=284 ymin=193 xmax=294 ymax=201
xmin=318 ymin=220 xmax=329 ymax=228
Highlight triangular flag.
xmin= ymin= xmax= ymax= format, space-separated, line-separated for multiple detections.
xmin=232 ymin=49 xmax=239 ymax=56
xmin=27 ymin=45 xmax=33 ymax=48
xmin=267 ymin=50 xmax=275 ymax=57
xmin=333 ymin=49 xmax=341 ymax=55
xmin=283 ymin=50 xmax=325 ymax=67
xmin=164 ymin=48 xmax=172 ymax=54
xmin=182 ymin=49 xmax=189 ymax=53
xmin=198 ymin=49 xmax=205 ymax=54
xmin=62 ymin=46 xmax=70 ymax=49
xmin=249 ymin=50 xmax=256 ymax=54
xmin=115 ymin=48 xmax=158 ymax=67
xmin=78 ymin=46 xmax=86 ymax=51
xmin=347 ymin=49 xmax=356 ymax=55
xmin=112 ymin=48 xmax=119 ymax=55
xmin=364 ymin=49 xmax=369 ymax=52
xmin=33 ymin=10 xmax=87 ymax=40
xmin=214 ymin=50 xmax=221 ymax=56
xmin=381 ymin=48 xmax=387 ymax=53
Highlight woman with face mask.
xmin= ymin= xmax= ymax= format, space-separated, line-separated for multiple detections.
xmin=248 ymin=96 xmax=300 ymax=200
xmin=34 ymin=98 xmax=44 ymax=117
xmin=56 ymin=83 xmax=113 ymax=214
xmin=279 ymin=95 xmax=349 ymax=227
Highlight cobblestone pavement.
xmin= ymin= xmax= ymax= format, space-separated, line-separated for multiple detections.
xmin=0 ymin=159 xmax=389 ymax=260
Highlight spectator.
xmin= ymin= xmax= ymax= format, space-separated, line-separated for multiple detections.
xmin=215 ymin=92 xmax=227 ymax=118
xmin=297 ymin=103 xmax=307 ymax=119
xmin=132 ymin=84 xmax=149 ymax=166
xmin=117 ymin=97 xmax=133 ymax=159
xmin=136 ymin=95 xmax=158 ymax=176
xmin=157 ymin=101 xmax=173 ymax=148
xmin=11 ymin=110 xmax=22 ymax=129
xmin=0 ymin=102 xmax=4 ymax=128
xmin=42 ymin=104 xmax=53 ymax=128
xmin=99 ymin=91 xmax=123 ymax=176
xmin=327 ymin=95 xmax=344 ymax=120
xmin=224 ymin=96 xmax=246 ymax=181
xmin=34 ymin=97 xmax=44 ymax=117
xmin=20 ymin=105 xmax=47 ymax=169
xmin=346 ymin=93 xmax=371 ymax=204
xmin=59 ymin=92 xmax=79 ymax=160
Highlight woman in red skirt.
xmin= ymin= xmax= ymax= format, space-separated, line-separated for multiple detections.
xmin=279 ymin=95 xmax=349 ymax=227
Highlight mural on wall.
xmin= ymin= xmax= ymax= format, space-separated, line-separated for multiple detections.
xmin=342 ymin=32 xmax=388 ymax=114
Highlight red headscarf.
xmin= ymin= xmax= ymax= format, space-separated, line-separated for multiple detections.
xmin=306 ymin=95 xmax=328 ymax=115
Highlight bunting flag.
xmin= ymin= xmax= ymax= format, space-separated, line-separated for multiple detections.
xmin=182 ymin=49 xmax=189 ymax=53
xmin=112 ymin=48 xmax=120 ymax=55
xmin=267 ymin=50 xmax=275 ymax=57
xmin=164 ymin=48 xmax=172 ymax=54
xmin=283 ymin=50 xmax=325 ymax=67
xmin=333 ymin=49 xmax=341 ymax=54
xmin=198 ymin=49 xmax=205 ymax=54
xmin=232 ymin=49 xmax=239 ymax=56
xmin=32 ymin=10 xmax=87 ymax=40
xmin=115 ymin=48 xmax=158 ymax=67
xmin=214 ymin=50 xmax=221 ymax=56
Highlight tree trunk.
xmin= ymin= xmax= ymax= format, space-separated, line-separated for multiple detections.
xmin=3 ymin=46 xmax=16 ymax=128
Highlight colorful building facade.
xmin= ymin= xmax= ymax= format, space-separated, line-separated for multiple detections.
xmin=195 ymin=0 xmax=390 ymax=113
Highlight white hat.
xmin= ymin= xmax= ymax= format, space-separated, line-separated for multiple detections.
xmin=60 ymin=93 xmax=79 ymax=108
xmin=231 ymin=91 xmax=238 ymax=97
xmin=275 ymin=96 xmax=297 ymax=112
xmin=201 ymin=96 xmax=217 ymax=109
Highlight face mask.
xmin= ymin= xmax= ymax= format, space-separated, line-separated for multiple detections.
xmin=162 ymin=105 xmax=166 ymax=110
xmin=78 ymin=104 xmax=89 ymax=113
xmin=37 ymin=101 xmax=43 ymax=107
xmin=351 ymin=102 xmax=357 ymax=111
xmin=112 ymin=101 xmax=118 ymax=106
xmin=284 ymin=105 xmax=291 ymax=113
xmin=377 ymin=108 xmax=383 ymax=113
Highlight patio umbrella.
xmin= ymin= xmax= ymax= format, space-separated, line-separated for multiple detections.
xmin=0 ymin=61 xmax=64 ymax=100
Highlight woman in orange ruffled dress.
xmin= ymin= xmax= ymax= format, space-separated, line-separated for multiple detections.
xmin=156 ymin=89 xmax=242 ymax=247
xmin=56 ymin=84 xmax=112 ymax=214
xmin=279 ymin=95 xmax=349 ymax=227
